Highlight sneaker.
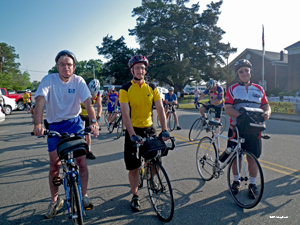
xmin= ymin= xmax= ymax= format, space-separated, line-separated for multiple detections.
xmin=86 ymin=152 xmax=96 ymax=160
xmin=231 ymin=181 xmax=240 ymax=195
xmin=249 ymin=184 xmax=259 ymax=199
xmin=45 ymin=197 xmax=64 ymax=219
xmin=176 ymin=126 xmax=181 ymax=130
xmin=107 ymin=123 xmax=111 ymax=130
xmin=83 ymin=196 xmax=93 ymax=210
xmin=202 ymin=119 xmax=207 ymax=127
xmin=123 ymin=130 xmax=126 ymax=136
xmin=131 ymin=195 xmax=141 ymax=212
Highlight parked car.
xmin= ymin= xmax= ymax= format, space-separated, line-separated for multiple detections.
xmin=0 ymin=88 xmax=31 ymax=111
xmin=0 ymin=105 xmax=5 ymax=123
xmin=157 ymin=87 xmax=168 ymax=101
xmin=2 ymin=95 xmax=18 ymax=115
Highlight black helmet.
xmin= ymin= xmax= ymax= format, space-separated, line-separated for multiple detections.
xmin=55 ymin=50 xmax=77 ymax=64
xmin=128 ymin=55 xmax=149 ymax=68
xmin=234 ymin=59 xmax=252 ymax=72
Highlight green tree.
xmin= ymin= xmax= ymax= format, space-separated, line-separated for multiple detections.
xmin=97 ymin=35 xmax=135 ymax=85
xmin=0 ymin=42 xmax=31 ymax=90
xmin=129 ymin=0 xmax=236 ymax=91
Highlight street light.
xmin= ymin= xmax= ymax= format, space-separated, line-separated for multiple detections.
xmin=224 ymin=52 xmax=229 ymax=90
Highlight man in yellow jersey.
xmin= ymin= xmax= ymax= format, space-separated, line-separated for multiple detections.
xmin=119 ymin=55 xmax=170 ymax=212
xmin=80 ymin=79 xmax=102 ymax=159
xmin=23 ymin=90 xmax=31 ymax=113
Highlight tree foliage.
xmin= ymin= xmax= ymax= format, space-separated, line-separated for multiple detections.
xmin=129 ymin=0 xmax=236 ymax=91
xmin=97 ymin=35 xmax=135 ymax=85
xmin=0 ymin=42 xmax=31 ymax=90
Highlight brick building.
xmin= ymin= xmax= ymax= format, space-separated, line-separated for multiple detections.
xmin=228 ymin=40 xmax=300 ymax=92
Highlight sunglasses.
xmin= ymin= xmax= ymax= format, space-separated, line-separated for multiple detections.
xmin=238 ymin=68 xmax=250 ymax=74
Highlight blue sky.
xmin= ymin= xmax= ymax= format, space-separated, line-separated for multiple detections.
xmin=1 ymin=0 xmax=299 ymax=82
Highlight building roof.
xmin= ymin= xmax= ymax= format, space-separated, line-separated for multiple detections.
xmin=285 ymin=41 xmax=300 ymax=50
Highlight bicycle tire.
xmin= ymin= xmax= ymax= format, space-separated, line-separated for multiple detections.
xmin=157 ymin=114 xmax=161 ymax=127
xmin=70 ymin=176 xmax=84 ymax=225
xmin=227 ymin=150 xmax=264 ymax=209
xmin=138 ymin=165 xmax=145 ymax=189
xmin=116 ymin=117 xmax=124 ymax=139
xmin=196 ymin=137 xmax=217 ymax=181
xmin=104 ymin=109 xmax=108 ymax=124
xmin=147 ymin=161 xmax=174 ymax=222
xmin=219 ymin=115 xmax=227 ymax=135
xmin=168 ymin=113 xmax=176 ymax=131
xmin=189 ymin=118 xmax=204 ymax=141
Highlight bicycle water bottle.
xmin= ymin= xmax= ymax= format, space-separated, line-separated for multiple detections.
xmin=219 ymin=147 xmax=232 ymax=163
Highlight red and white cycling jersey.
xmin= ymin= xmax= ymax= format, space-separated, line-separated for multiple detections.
xmin=225 ymin=82 xmax=268 ymax=125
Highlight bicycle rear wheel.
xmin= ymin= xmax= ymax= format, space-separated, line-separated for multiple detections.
xmin=116 ymin=117 xmax=124 ymax=139
xmin=157 ymin=114 xmax=161 ymax=127
xmin=168 ymin=113 xmax=176 ymax=131
xmin=196 ymin=137 xmax=217 ymax=181
xmin=104 ymin=109 xmax=108 ymax=124
xmin=227 ymin=150 xmax=264 ymax=209
xmin=70 ymin=176 xmax=84 ymax=225
xmin=189 ymin=118 xmax=204 ymax=141
xmin=219 ymin=115 xmax=227 ymax=135
xmin=147 ymin=161 xmax=174 ymax=222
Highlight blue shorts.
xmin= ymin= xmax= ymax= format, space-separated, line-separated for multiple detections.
xmin=47 ymin=116 xmax=84 ymax=152
xmin=108 ymin=102 xmax=115 ymax=113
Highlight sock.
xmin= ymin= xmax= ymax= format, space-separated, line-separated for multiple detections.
xmin=234 ymin=175 xmax=240 ymax=182
xmin=250 ymin=177 xmax=257 ymax=184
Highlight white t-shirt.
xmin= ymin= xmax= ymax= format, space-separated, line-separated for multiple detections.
xmin=194 ymin=89 xmax=200 ymax=98
xmin=35 ymin=73 xmax=90 ymax=123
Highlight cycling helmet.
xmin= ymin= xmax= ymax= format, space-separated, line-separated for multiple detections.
xmin=108 ymin=85 xmax=115 ymax=91
xmin=206 ymin=79 xmax=216 ymax=90
xmin=168 ymin=87 xmax=174 ymax=91
xmin=88 ymin=79 xmax=100 ymax=96
xmin=55 ymin=50 xmax=77 ymax=64
xmin=128 ymin=55 xmax=149 ymax=68
xmin=234 ymin=59 xmax=252 ymax=72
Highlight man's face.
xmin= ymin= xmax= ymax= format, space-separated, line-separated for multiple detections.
xmin=131 ymin=62 xmax=146 ymax=81
xmin=237 ymin=66 xmax=251 ymax=83
xmin=56 ymin=56 xmax=75 ymax=82
xmin=169 ymin=90 xmax=174 ymax=95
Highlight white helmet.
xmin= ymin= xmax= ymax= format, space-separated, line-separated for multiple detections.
xmin=206 ymin=79 xmax=216 ymax=90
xmin=108 ymin=85 xmax=115 ymax=91
xmin=88 ymin=79 xmax=100 ymax=95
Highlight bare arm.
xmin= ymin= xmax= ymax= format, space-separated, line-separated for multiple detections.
xmin=83 ymin=97 xmax=99 ymax=137
xmin=155 ymin=99 xmax=167 ymax=131
xmin=197 ymin=93 xmax=206 ymax=102
xmin=120 ymin=102 xmax=135 ymax=137
xmin=33 ymin=96 xmax=45 ymax=136
xmin=261 ymin=104 xmax=271 ymax=121
xmin=96 ymin=95 xmax=102 ymax=118
xmin=225 ymin=104 xmax=240 ymax=119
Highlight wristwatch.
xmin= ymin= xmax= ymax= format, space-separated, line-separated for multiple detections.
xmin=91 ymin=119 xmax=97 ymax=124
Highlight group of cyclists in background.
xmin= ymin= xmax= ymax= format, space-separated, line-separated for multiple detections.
xmin=30 ymin=50 xmax=271 ymax=221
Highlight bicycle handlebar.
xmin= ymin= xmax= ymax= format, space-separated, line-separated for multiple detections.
xmin=31 ymin=127 xmax=92 ymax=138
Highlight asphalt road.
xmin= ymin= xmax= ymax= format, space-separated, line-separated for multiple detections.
xmin=0 ymin=109 xmax=299 ymax=225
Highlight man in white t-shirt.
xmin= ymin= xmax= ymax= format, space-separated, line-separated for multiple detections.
xmin=193 ymin=88 xmax=201 ymax=108
xmin=33 ymin=50 xmax=99 ymax=219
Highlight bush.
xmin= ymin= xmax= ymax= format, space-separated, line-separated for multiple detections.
xmin=266 ymin=87 xmax=282 ymax=96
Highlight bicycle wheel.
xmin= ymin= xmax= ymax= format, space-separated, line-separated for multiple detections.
xmin=196 ymin=137 xmax=217 ymax=181
xmin=70 ymin=176 xmax=84 ymax=225
xmin=227 ymin=150 xmax=264 ymax=209
xmin=116 ymin=117 xmax=124 ymax=139
xmin=138 ymin=164 xmax=145 ymax=189
xmin=219 ymin=115 xmax=227 ymax=135
xmin=147 ymin=161 xmax=174 ymax=222
xmin=189 ymin=118 xmax=204 ymax=141
xmin=104 ymin=109 xmax=108 ymax=123
xmin=168 ymin=113 xmax=176 ymax=131
xmin=157 ymin=114 xmax=161 ymax=127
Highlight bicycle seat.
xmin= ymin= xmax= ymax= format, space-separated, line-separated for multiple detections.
xmin=208 ymin=120 xmax=222 ymax=127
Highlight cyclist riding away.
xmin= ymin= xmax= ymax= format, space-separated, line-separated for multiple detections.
xmin=33 ymin=50 xmax=99 ymax=219
xmin=119 ymin=54 xmax=170 ymax=212
xmin=80 ymin=79 xmax=102 ymax=160
xmin=164 ymin=86 xmax=181 ymax=130
xmin=106 ymin=85 xmax=119 ymax=129
xmin=196 ymin=79 xmax=224 ymax=134
xmin=23 ymin=90 xmax=31 ymax=113
xmin=225 ymin=59 xmax=271 ymax=199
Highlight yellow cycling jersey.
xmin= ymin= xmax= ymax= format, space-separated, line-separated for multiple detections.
xmin=80 ymin=95 xmax=98 ymax=116
xmin=23 ymin=93 xmax=30 ymax=103
xmin=119 ymin=81 xmax=161 ymax=128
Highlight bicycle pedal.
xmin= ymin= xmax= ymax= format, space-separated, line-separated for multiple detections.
xmin=84 ymin=204 xmax=93 ymax=210
xmin=52 ymin=177 xmax=63 ymax=186
xmin=262 ymin=135 xmax=270 ymax=139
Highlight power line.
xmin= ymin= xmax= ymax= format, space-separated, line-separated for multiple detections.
xmin=19 ymin=68 xmax=48 ymax=73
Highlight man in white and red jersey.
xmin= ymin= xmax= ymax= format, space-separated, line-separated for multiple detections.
xmin=225 ymin=59 xmax=271 ymax=199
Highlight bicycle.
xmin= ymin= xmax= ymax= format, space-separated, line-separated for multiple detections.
xmin=196 ymin=122 xmax=264 ymax=209
xmin=32 ymin=127 xmax=91 ymax=224
xmin=136 ymin=136 xmax=176 ymax=222
xmin=157 ymin=102 xmax=177 ymax=131
xmin=108 ymin=107 xmax=124 ymax=138
xmin=189 ymin=102 xmax=227 ymax=141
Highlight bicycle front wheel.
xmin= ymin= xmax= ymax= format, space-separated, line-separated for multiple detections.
xmin=227 ymin=150 xmax=264 ymax=209
xmin=219 ymin=115 xmax=227 ymax=135
xmin=116 ymin=117 xmax=124 ymax=139
xmin=104 ymin=109 xmax=108 ymax=124
xmin=70 ymin=176 xmax=84 ymax=225
xmin=147 ymin=161 xmax=174 ymax=222
xmin=168 ymin=113 xmax=176 ymax=131
xmin=189 ymin=118 xmax=204 ymax=141
xmin=196 ymin=137 xmax=217 ymax=181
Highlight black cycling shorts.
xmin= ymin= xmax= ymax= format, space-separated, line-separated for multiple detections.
xmin=227 ymin=128 xmax=262 ymax=159
xmin=124 ymin=125 xmax=158 ymax=170
xmin=205 ymin=105 xmax=222 ymax=119
xmin=80 ymin=115 xmax=90 ymax=128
